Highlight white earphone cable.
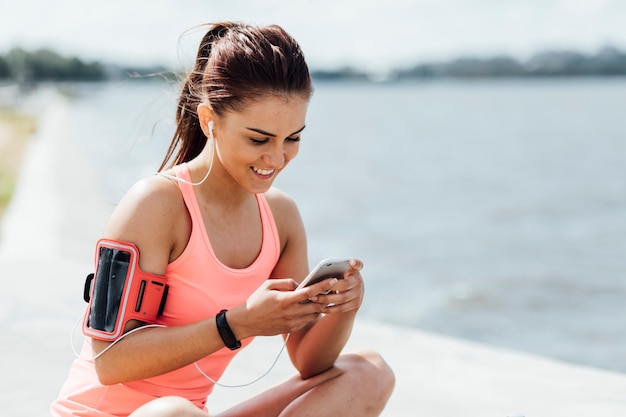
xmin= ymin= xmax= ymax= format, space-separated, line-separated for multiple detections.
xmin=157 ymin=120 xmax=215 ymax=186
xmin=70 ymin=315 xmax=166 ymax=361
xmin=71 ymin=313 xmax=289 ymax=388
xmin=193 ymin=333 xmax=290 ymax=388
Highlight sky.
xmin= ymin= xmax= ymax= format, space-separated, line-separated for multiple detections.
xmin=1 ymin=0 xmax=625 ymax=73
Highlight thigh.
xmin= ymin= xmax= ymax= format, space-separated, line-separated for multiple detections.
xmin=215 ymin=365 xmax=344 ymax=417
xmin=215 ymin=350 xmax=393 ymax=417
xmin=129 ymin=396 xmax=210 ymax=417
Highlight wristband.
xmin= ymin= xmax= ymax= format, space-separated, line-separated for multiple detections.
xmin=215 ymin=309 xmax=241 ymax=350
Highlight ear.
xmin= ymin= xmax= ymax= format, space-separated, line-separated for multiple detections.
xmin=197 ymin=103 xmax=215 ymax=138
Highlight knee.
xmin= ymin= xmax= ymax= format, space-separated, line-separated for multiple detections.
xmin=342 ymin=350 xmax=395 ymax=401
xmin=130 ymin=396 xmax=205 ymax=417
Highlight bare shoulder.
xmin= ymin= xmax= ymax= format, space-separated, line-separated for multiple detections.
xmin=265 ymin=187 xmax=298 ymax=210
xmin=264 ymin=187 xmax=302 ymax=226
xmin=107 ymin=175 xmax=183 ymax=231
xmin=103 ymin=174 xmax=188 ymax=273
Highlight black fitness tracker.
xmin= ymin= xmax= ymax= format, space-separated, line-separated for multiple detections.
xmin=216 ymin=309 xmax=241 ymax=350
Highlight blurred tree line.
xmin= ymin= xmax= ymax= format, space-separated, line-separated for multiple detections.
xmin=2 ymin=46 xmax=626 ymax=84
xmin=0 ymin=48 xmax=171 ymax=84
xmin=390 ymin=46 xmax=626 ymax=80
xmin=0 ymin=48 xmax=105 ymax=82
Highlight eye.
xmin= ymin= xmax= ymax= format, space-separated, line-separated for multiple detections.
xmin=286 ymin=136 xmax=301 ymax=143
xmin=250 ymin=137 xmax=269 ymax=145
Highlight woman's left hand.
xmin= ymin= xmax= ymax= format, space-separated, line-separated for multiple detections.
xmin=307 ymin=259 xmax=364 ymax=314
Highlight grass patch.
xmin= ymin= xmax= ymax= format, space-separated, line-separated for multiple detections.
xmin=0 ymin=107 xmax=37 ymax=218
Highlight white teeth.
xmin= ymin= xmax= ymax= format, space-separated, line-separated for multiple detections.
xmin=253 ymin=167 xmax=274 ymax=176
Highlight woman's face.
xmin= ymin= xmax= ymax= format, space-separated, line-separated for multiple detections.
xmin=213 ymin=94 xmax=309 ymax=194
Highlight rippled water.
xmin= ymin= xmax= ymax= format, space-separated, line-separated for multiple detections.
xmin=67 ymin=78 xmax=626 ymax=373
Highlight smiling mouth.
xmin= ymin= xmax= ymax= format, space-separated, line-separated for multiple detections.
xmin=252 ymin=167 xmax=276 ymax=177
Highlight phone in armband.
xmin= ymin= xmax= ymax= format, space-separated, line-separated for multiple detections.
xmin=82 ymin=239 xmax=169 ymax=341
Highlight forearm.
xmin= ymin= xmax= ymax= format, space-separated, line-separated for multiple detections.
xmin=93 ymin=318 xmax=225 ymax=384
xmin=289 ymin=310 xmax=357 ymax=379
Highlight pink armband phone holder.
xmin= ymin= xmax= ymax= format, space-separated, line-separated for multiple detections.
xmin=82 ymin=239 xmax=169 ymax=341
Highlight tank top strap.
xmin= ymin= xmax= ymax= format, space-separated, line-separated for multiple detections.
xmin=256 ymin=193 xmax=281 ymax=265
xmin=173 ymin=163 xmax=204 ymax=230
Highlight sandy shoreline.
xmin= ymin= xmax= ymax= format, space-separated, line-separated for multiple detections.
xmin=1 ymin=98 xmax=625 ymax=416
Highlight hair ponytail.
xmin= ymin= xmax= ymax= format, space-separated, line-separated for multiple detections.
xmin=158 ymin=24 xmax=226 ymax=170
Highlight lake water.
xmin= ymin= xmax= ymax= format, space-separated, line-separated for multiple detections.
xmin=64 ymin=78 xmax=626 ymax=374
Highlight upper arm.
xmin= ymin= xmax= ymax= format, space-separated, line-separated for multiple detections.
xmin=102 ymin=175 xmax=188 ymax=275
xmin=265 ymin=188 xmax=309 ymax=283
xmin=91 ymin=176 xmax=186 ymax=355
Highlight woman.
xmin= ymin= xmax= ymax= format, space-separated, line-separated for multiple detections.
xmin=52 ymin=22 xmax=394 ymax=417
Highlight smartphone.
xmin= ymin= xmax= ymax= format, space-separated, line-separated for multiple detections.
xmin=297 ymin=258 xmax=351 ymax=290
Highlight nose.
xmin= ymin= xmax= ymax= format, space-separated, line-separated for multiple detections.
xmin=262 ymin=143 xmax=286 ymax=168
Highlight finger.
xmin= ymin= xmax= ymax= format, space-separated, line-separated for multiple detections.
xmin=294 ymin=278 xmax=338 ymax=303
xmin=266 ymin=278 xmax=299 ymax=291
xmin=315 ymin=286 xmax=354 ymax=305
xmin=322 ymin=300 xmax=359 ymax=314
xmin=329 ymin=273 xmax=359 ymax=293
xmin=347 ymin=258 xmax=363 ymax=273
xmin=322 ymin=287 xmax=363 ymax=311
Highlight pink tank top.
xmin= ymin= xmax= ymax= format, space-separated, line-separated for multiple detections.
xmin=51 ymin=164 xmax=281 ymax=416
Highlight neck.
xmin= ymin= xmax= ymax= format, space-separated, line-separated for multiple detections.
xmin=188 ymin=159 xmax=253 ymax=209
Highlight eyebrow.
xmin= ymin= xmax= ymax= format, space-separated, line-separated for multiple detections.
xmin=245 ymin=125 xmax=306 ymax=137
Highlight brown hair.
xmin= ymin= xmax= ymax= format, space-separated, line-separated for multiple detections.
xmin=159 ymin=22 xmax=313 ymax=170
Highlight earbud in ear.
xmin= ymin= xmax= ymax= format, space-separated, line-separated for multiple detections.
xmin=207 ymin=120 xmax=215 ymax=142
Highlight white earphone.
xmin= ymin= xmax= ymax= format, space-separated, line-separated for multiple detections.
xmin=156 ymin=120 xmax=215 ymax=186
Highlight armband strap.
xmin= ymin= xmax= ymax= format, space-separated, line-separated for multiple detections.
xmin=82 ymin=239 xmax=169 ymax=341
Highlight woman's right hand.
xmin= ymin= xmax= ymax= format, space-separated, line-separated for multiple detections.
xmin=228 ymin=277 xmax=339 ymax=340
